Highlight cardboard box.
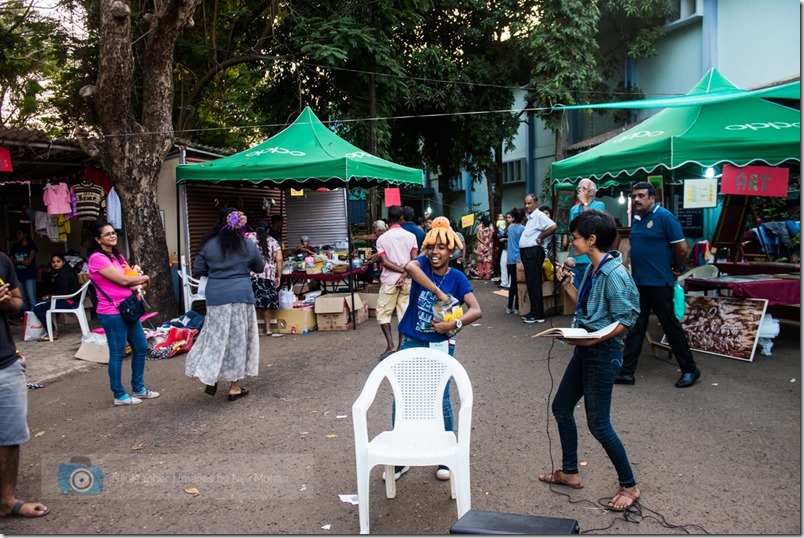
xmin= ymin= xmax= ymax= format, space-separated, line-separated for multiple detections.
xmin=268 ymin=307 xmax=317 ymax=334
xmin=314 ymin=293 xmax=368 ymax=331
xmin=515 ymin=270 xmax=562 ymax=314
xmin=74 ymin=340 xmax=132 ymax=364
xmin=358 ymin=291 xmax=380 ymax=318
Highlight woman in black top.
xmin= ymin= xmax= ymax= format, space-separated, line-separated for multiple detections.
xmin=32 ymin=253 xmax=80 ymax=341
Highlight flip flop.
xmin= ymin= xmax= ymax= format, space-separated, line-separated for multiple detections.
xmin=4 ymin=500 xmax=50 ymax=518
xmin=607 ymin=486 xmax=640 ymax=511
xmin=227 ymin=388 xmax=249 ymax=401
xmin=538 ymin=470 xmax=584 ymax=489
xmin=271 ymin=332 xmax=284 ymax=338
xmin=204 ymin=383 xmax=218 ymax=396
xmin=378 ymin=351 xmax=395 ymax=360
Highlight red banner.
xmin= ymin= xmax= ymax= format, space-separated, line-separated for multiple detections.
xmin=720 ymin=164 xmax=789 ymax=197
xmin=384 ymin=188 xmax=401 ymax=207
xmin=0 ymin=147 xmax=12 ymax=172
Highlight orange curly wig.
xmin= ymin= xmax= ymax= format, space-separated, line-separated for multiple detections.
xmin=422 ymin=216 xmax=463 ymax=251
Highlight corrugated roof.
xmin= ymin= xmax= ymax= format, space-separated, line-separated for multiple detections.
xmin=0 ymin=126 xmax=92 ymax=181
xmin=564 ymin=120 xmax=645 ymax=155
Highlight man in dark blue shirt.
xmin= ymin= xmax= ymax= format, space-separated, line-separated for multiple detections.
xmin=618 ymin=182 xmax=700 ymax=389
xmin=401 ymin=206 xmax=426 ymax=251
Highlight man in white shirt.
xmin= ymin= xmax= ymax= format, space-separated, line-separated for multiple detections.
xmin=518 ymin=193 xmax=557 ymax=323
xmin=375 ymin=206 xmax=418 ymax=359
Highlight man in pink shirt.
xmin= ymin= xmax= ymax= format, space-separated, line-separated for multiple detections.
xmin=375 ymin=205 xmax=418 ymax=359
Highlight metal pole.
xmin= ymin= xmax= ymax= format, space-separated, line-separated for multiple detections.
xmin=346 ymin=185 xmax=357 ymax=330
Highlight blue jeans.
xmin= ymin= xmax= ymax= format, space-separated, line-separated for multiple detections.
xmin=32 ymin=300 xmax=73 ymax=331
xmin=551 ymin=339 xmax=636 ymax=488
xmin=20 ymin=279 xmax=36 ymax=312
xmin=98 ymin=314 xmax=149 ymax=400
xmin=395 ymin=335 xmax=455 ymax=432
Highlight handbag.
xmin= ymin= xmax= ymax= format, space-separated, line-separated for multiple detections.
xmin=96 ymin=285 xmax=146 ymax=323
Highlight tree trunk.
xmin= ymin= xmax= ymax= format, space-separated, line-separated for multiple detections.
xmin=488 ymin=143 xmax=504 ymax=219
xmin=90 ymin=0 xmax=202 ymax=321
xmin=366 ymin=62 xmax=380 ymax=226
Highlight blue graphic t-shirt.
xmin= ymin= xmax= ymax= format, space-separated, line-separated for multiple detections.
xmin=398 ymin=255 xmax=473 ymax=343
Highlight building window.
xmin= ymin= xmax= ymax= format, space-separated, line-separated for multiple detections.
xmin=449 ymin=177 xmax=465 ymax=192
xmin=502 ymin=159 xmax=526 ymax=184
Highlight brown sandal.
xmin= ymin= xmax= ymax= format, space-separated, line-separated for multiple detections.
xmin=607 ymin=486 xmax=640 ymax=511
xmin=538 ymin=470 xmax=584 ymax=489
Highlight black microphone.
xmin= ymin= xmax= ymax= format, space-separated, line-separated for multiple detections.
xmin=560 ymin=257 xmax=577 ymax=283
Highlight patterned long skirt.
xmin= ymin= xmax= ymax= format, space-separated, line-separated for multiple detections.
xmin=251 ymin=276 xmax=279 ymax=310
xmin=185 ymin=302 xmax=260 ymax=386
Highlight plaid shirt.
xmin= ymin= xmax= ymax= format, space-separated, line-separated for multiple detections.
xmin=575 ymin=251 xmax=640 ymax=345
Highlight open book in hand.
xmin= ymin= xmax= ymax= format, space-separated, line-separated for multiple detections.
xmin=533 ymin=321 xmax=619 ymax=339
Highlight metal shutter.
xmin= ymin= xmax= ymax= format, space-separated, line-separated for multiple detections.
xmin=184 ymin=184 xmax=284 ymax=262
xmin=285 ymin=189 xmax=348 ymax=249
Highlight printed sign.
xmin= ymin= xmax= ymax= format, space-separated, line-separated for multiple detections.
xmin=383 ymin=188 xmax=401 ymax=207
xmin=290 ymin=189 xmax=304 ymax=197
xmin=683 ymin=178 xmax=718 ymax=208
xmin=0 ymin=147 xmax=11 ymax=172
xmin=461 ymin=214 xmax=475 ymax=228
xmin=720 ymin=164 xmax=789 ymax=198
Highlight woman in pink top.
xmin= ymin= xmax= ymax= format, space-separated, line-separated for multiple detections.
xmin=88 ymin=222 xmax=159 ymax=406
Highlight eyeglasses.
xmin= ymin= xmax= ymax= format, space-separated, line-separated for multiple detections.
xmin=101 ymin=231 xmax=117 ymax=238
xmin=570 ymin=235 xmax=583 ymax=243
xmin=578 ymin=186 xmax=590 ymax=191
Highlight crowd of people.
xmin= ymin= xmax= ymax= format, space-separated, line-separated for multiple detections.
xmin=0 ymin=181 xmax=703 ymax=519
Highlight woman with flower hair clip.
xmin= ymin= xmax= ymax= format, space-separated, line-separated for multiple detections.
xmin=185 ymin=208 xmax=265 ymax=401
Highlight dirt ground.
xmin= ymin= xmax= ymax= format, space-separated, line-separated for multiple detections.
xmin=2 ymin=280 xmax=801 ymax=534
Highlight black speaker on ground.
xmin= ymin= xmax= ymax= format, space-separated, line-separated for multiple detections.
xmin=450 ymin=510 xmax=580 ymax=535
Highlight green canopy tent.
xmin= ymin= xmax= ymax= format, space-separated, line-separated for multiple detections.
xmin=551 ymin=69 xmax=801 ymax=187
xmin=176 ymin=106 xmax=424 ymax=328
xmin=176 ymin=106 xmax=422 ymax=188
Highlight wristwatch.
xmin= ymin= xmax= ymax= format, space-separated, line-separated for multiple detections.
xmin=454 ymin=318 xmax=463 ymax=330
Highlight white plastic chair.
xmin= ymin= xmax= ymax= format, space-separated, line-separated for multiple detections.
xmin=179 ymin=255 xmax=206 ymax=311
xmin=45 ymin=280 xmax=92 ymax=341
xmin=677 ymin=264 xmax=720 ymax=296
xmin=677 ymin=264 xmax=719 ymax=282
xmin=352 ymin=348 xmax=473 ymax=534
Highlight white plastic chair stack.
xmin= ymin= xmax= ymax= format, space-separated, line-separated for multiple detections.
xmin=179 ymin=255 xmax=206 ymax=312
xmin=46 ymin=280 xmax=92 ymax=341
xmin=352 ymin=348 xmax=473 ymax=534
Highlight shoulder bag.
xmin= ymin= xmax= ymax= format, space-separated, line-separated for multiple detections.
xmin=95 ymin=285 xmax=146 ymax=323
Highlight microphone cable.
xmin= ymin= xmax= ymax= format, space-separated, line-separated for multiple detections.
xmin=541 ymin=309 xmax=711 ymax=534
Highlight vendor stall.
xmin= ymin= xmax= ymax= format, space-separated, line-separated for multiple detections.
xmin=176 ymin=107 xmax=423 ymax=329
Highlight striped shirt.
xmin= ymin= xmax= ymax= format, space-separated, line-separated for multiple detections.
xmin=574 ymin=251 xmax=640 ymax=345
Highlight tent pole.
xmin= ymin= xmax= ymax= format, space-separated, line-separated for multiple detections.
xmin=345 ymin=185 xmax=357 ymax=330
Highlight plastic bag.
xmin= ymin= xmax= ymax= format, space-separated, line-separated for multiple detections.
xmin=543 ymin=258 xmax=555 ymax=281
xmin=278 ymin=289 xmax=296 ymax=309
xmin=673 ymin=282 xmax=685 ymax=321
xmin=23 ymin=311 xmax=45 ymax=341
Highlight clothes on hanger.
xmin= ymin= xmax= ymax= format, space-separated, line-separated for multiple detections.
xmin=72 ymin=181 xmax=107 ymax=221
xmin=43 ymin=181 xmax=72 ymax=214
xmin=106 ymin=187 xmax=123 ymax=229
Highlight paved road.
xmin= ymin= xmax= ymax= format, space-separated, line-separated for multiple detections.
xmin=2 ymin=281 xmax=801 ymax=534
